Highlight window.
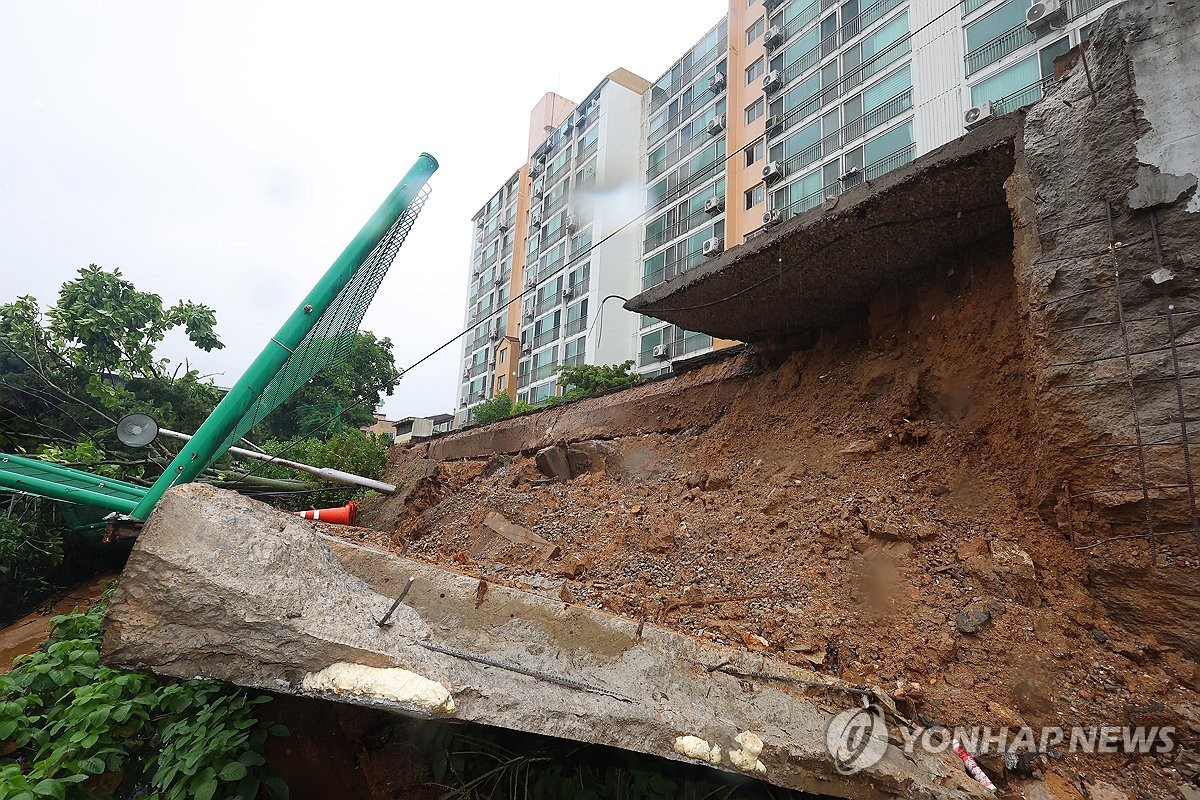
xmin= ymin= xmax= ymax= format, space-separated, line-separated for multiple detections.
xmin=966 ymin=0 xmax=1027 ymax=52
xmin=497 ymin=375 xmax=506 ymax=392
xmin=746 ymin=57 xmax=766 ymax=85
xmin=1039 ymin=36 xmax=1070 ymax=78
xmin=969 ymin=55 xmax=1037 ymax=105
xmin=744 ymin=140 xmax=765 ymax=167
xmin=746 ymin=15 xmax=766 ymax=45
xmin=499 ymin=347 xmax=508 ymax=365
xmin=745 ymin=97 xmax=765 ymax=124
xmin=745 ymin=183 xmax=766 ymax=210
xmin=864 ymin=120 xmax=913 ymax=165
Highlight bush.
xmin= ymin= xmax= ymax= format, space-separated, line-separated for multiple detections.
xmin=0 ymin=596 xmax=288 ymax=800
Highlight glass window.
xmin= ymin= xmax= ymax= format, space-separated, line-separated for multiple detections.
xmin=966 ymin=0 xmax=1027 ymax=52
xmin=864 ymin=65 xmax=911 ymax=110
xmin=744 ymin=183 xmax=766 ymax=210
xmin=744 ymin=140 xmax=765 ymax=166
xmin=746 ymin=57 xmax=766 ymax=85
xmin=970 ymin=55 xmax=1038 ymax=104
xmin=1039 ymin=36 xmax=1070 ymax=77
xmin=864 ymin=120 xmax=913 ymax=164
xmin=746 ymin=15 xmax=766 ymax=44
xmin=745 ymin=97 xmax=765 ymax=124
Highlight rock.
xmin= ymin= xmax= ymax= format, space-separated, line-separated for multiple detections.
xmin=483 ymin=453 xmax=512 ymax=476
xmin=839 ymin=439 xmax=878 ymax=458
xmin=990 ymin=540 xmax=1036 ymax=582
xmin=565 ymin=446 xmax=592 ymax=475
xmin=534 ymin=445 xmax=572 ymax=480
xmin=1017 ymin=772 xmax=1086 ymax=800
xmin=686 ymin=470 xmax=709 ymax=489
xmin=955 ymin=606 xmax=991 ymax=635
xmin=956 ymin=537 xmax=989 ymax=561
xmin=1091 ymin=628 xmax=1109 ymax=643
xmin=1083 ymin=780 xmax=1130 ymax=800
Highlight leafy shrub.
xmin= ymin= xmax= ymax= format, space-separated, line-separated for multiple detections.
xmin=0 ymin=597 xmax=287 ymax=800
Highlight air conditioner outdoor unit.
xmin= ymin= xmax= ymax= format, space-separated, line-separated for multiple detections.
xmin=707 ymin=113 xmax=727 ymax=135
xmin=702 ymin=236 xmax=724 ymax=257
xmin=472 ymin=268 xmax=481 ymax=278
xmin=490 ymin=331 xmax=500 ymax=341
xmin=524 ymin=309 xmax=535 ymax=320
xmin=532 ymin=181 xmax=544 ymax=198
xmin=765 ymin=114 xmax=783 ymax=132
xmin=762 ymin=70 xmax=782 ymax=93
xmin=475 ymin=219 xmax=485 ymax=229
xmin=573 ymin=111 xmax=586 ymax=128
xmin=763 ymin=0 xmax=783 ymax=10
xmin=531 ymin=212 xmax=543 ymax=226
xmin=652 ymin=344 xmax=670 ymax=359
xmin=566 ymin=214 xmax=578 ymax=232
xmin=763 ymin=208 xmax=786 ymax=226
xmin=530 ymin=160 xmax=544 ymax=176
xmin=704 ymin=195 xmax=725 ymax=215
xmin=521 ymin=344 xmax=532 ymax=355
xmin=498 ymin=220 xmax=509 ymax=231
xmin=762 ymin=161 xmax=783 ymax=183
xmin=460 ymin=398 xmax=468 ymax=407
xmin=708 ymin=71 xmax=727 ymax=93
xmin=964 ymin=100 xmax=994 ymax=130
xmin=764 ymin=25 xmax=783 ymax=47
xmin=1026 ymin=0 xmax=1065 ymax=32
xmin=463 ymin=369 xmax=471 ymax=379
xmin=562 ymin=287 xmax=576 ymax=301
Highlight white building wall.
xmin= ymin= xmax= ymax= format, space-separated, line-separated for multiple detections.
xmin=912 ymin=1 xmax=966 ymax=156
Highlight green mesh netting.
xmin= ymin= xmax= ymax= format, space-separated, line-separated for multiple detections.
xmin=205 ymin=185 xmax=431 ymax=470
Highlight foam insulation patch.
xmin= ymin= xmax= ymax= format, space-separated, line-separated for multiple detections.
xmin=674 ymin=735 xmax=722 ymax=765
xmin=729 ymin=731 xmax=767 ymax=775
xmin=301 ymin=662 xmax=456 ymax=714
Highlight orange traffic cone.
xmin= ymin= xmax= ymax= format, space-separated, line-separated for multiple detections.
xmin=295 ymin=500 xmax=358 ymax=526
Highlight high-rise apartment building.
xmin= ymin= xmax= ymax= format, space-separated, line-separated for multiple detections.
xmin=458 ymin=0 xmax=1119 ymax=423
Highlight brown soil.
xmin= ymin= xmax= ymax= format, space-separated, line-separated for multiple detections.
xmin=346 ymin=251 xmax=1200 ymax=798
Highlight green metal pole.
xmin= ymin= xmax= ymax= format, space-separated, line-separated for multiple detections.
xmin=0 ymin=470 xmax=138 ymax=515
xmin=129 ymin=153 xmax=438 ymax=520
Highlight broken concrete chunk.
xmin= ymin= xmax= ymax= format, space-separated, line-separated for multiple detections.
xmin=482 ymin=511 xmax=560 ymax=559
xmin=534 ymin=445 xmax=572 ymax=480
xmin=839 ymin=440 xmax=878 ymax=458
xmin=1127 ymin=165 xmax=1198 ymax=209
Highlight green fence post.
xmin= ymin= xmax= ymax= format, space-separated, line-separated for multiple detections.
xmin=129 ymin=153 xmax=438 ymax=520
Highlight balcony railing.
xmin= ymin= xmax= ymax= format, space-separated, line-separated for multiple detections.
xmin=642 ymin=243 xmax=708 ymax=291
xmin=562 ymin=351 xmax=585 ymax=367
xmin=532 ymin=360 xmax=559 ymax=382
xmin=965 ymin=24 xmax=1034 ymax=75
xmin=576 ymin=141 xmax=598 ymax=164
xmin=1070 ymin=0 xmax=1108 ymax=15
xmin=775 ymin=0 xmax=819 ymax=44
xmin=564 ymin=316 xmax=588 ymax=337
xmin=651 ymin=35 xmax=727 ymax=111
xmin=518 ymin=370 xmax=531 ymax=389
xmin=469 ymin=361 xmax=490 ymax=379
xmin=648 ymin=127 xmax=720 ymax=181
xmin=647 ymin=157 xmax=725 ymax=214
xmin=532 ymin=327 xmax=560 ymax=349
xmin=644 ymin=200 xmax=722 ymax=253
xmin=533 ymin=292 xmax=562 ymax=317
xmin=543 ymin=192 xmax=569 ymax=217
xmin=777 ymin=0 xmax=904 ymax=87
xmin=636 ymin=332 xmax=713 ymax=368
xmin=842 ymin=88 xmax=913 ymax=144
xmin=864 ymin=143 xmax=915 ymax=180
xmin=962 ymin=0 xmax=992 ymax=15
xmin=992 ymin=76 xmax=1057 ymax=115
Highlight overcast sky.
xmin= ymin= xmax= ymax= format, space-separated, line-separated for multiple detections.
xmin=0 ymin=1 xmax=726 ymax=423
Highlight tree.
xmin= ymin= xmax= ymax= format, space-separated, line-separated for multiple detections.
xmin=470 ymin=392 xmax=513 ymax=426
xmin=256 ymin=331 xmax=401 ymax=441
xmin=546 ymin=360 xmax=639 ymax=405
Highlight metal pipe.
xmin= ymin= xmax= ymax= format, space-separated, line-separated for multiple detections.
xmin=156 ymin=428 xmax=395 ymax=494
xmin=0 ymin=469 xmax=138 ymax=515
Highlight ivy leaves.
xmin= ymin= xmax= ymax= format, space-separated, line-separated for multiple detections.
xmin=0 ymin=601 xmax=286 ymax=800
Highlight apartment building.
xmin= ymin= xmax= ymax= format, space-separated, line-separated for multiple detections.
xmin=457 ymin=72 xmax=649 ymax=424
xmin=459 ymin=0 xmax=1117 ymax=421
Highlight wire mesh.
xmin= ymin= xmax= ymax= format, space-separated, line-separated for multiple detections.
xmin=205 ymin=185 xmax=431 ymax=471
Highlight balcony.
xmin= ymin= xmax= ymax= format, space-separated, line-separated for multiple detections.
xmin=651 ymin=34 xmax=728 ymax=111
xmin=532 ymin=360 xmax=559 ymax=382
xmin=576 ymin=141 xmax=598 ymax=165
xmin=532 ymin=327 xmax=560 ymax=349
xmin=644 ymin=202 xmax=721 ymax=254
xmin=965 ymin=24 xmax=1034 ymax=75
xmin=469 ymin=361 xmax=490 ymax=379
xmin=564 ymin=316 xmax=588 ymax=337
xmin=864 ymin=143 xmax=915 ymax=180
xmin=562 ymin=350 xmax=585 ymax=367
xmin=841 ymin=88 xmax=913 ymax=144
xmin=648 ymin=130 xmax=716 ymax=181
xmin=642 ymin=243 xmax=708 ymax=291
xmin=992 ymin=76 xmax=1057 ymax=115
xmin=533 ymin=291 xmax=562 ymax=316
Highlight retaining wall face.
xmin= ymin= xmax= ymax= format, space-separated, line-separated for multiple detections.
xmin=1010 ymin=0 xmax=1200 ymax=542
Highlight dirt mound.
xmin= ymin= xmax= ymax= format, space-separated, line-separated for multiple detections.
xmin=350 ymin=249 xmax=1199 ymax=796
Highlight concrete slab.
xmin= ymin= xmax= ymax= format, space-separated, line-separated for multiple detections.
xmin=626 ymin=116 xmax=1022 ymax=342
xmin=102 ymin=484 xmax=987 ymax=799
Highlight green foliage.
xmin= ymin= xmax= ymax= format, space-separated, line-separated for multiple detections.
xmin=247 ymin=428 xmax=389 ymax=510
xmin=470 ymin=393 xmax=513 ymax=426
xmin=0 ymin=511 xmax=64 ymax=617
xmin=258 ymin=331 xmax=401 ymax=441
xmin=47 ymin=265 xmax=222 ymax=380
xmin=554 ymin=360 xmax=639 ymax=396
xmin=0 ymin=598 xmax=287 ymax=800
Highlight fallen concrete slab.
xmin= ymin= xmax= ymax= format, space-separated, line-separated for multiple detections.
xmin=102 ymin=484 xmax=987 ymax=799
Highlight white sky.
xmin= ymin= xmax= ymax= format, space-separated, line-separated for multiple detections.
xmin=0 ymin=1 xmax=726 ymax=421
